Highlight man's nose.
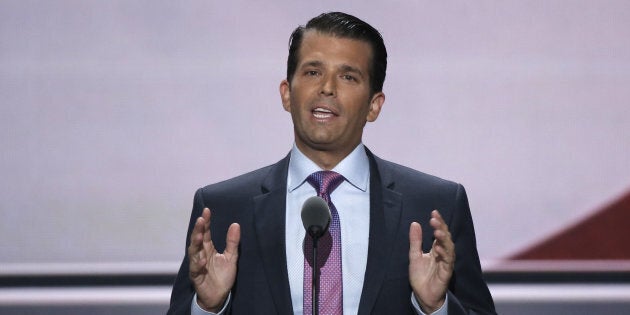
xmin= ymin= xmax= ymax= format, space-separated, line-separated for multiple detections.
xmin=320 ymin=75 xmax=336 ymax=96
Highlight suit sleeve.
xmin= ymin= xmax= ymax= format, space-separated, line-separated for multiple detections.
xmin=444 ymin=184 xmax=496 ymax=314
xmin=167 ymin=189 xmax=207 ymax=315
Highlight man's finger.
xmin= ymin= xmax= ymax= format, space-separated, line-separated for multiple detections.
xmin=430 ymin=210 xmax=447 ymax=230
xmin=202 ymin=208 xmax=212 ymax=243
xmin=188 ymin=208 xmax=213 ymax=259
xmin=430 ymin=211 xmax=450 ymax=239
xmin=224 ymin=223 xmax=241 ymax=258
xmin=188 ymin=221 xmax=208 ymax=276
xmin=429 ymin=210 xmax=455 ymax=261
xmin=188 ymin=217 xmax=205 ymax=254
xmin=409 ymin=222 xmax=423 ymax=256
xmin=432 ymin=241 xmax=450 ymax=259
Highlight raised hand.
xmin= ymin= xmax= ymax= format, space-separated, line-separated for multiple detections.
xmin=188 ymin=207 xmax=241 ymax=312
xmin=408 ymin=210 xmax=455 ymax=313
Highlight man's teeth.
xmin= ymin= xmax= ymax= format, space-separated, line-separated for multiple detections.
xmin=313 ymin=108 xmax=333 ymax=119
xmin=314 ymin=108 xmax=332 ymax=113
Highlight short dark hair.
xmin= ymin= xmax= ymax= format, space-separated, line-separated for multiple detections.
xmin=286 ymin=12 xmax=387 ymax=95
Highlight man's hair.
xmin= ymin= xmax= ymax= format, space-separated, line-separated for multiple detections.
xmin=286 ymin=12 xmax=387 ymax=95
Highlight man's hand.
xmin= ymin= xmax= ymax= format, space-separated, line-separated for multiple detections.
xmin=188 ymin=207 xmax=241 ymax=312
xmin=409 ymin=210 xmax=455 ymax=313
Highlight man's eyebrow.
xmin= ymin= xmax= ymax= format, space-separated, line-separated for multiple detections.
xmin=300 ymin=60 xmax=324 ymax=68
xmin=299 ymin=61 xmax=365 ymax=78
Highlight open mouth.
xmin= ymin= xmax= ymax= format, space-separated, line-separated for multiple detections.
xmin=312 ymin=107 xmax=336 ymax=119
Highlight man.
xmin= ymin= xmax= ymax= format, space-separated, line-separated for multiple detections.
xmin=168 ymin=12 xmax=495 ymax=315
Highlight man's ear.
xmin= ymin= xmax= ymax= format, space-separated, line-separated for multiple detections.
xmin=279 ymin=80 xmax=291 ymax=112
xmin=366 ymin=92 xmax=385 ymax=122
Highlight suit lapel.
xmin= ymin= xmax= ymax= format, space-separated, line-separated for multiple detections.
xmin=252 ymin=155 xmax=294 ymax=314
xmin=358 ymin=150 xmax=404 ymax=315
xmin=250 ymin=150 xmax=404 ymax=314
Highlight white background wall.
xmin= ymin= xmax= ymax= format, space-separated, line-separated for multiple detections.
xmin=2 ymin=0 xmax=629 ymax=271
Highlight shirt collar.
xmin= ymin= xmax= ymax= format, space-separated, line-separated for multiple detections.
xmin=287 ymin=143 xmax=370 ymax=193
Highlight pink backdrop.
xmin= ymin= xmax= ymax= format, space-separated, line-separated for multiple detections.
xmin=1 ymin=1 xmax=629 ymax=273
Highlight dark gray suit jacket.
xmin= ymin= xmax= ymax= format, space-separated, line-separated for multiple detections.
xmin=168 ymin=148 xmax=496 ymax=314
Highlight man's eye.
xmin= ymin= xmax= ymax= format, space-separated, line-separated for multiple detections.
xmin=306 ymin=70 xmax=319 ymax=76
xmin=342 ymin=74 xmax=356 ymax=81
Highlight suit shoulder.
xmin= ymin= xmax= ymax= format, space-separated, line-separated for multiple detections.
xmin=375 ymin=156 xmax=462 ymax=192
xmin=197 ymin=162 xmax=279 ymax=198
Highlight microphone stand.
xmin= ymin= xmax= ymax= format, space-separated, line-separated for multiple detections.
xmin=312 ymin=236 xmax=319 ymax=315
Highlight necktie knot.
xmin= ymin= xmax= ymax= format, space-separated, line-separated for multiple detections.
xmin=306 ymin=171 xmax=345 ymax=200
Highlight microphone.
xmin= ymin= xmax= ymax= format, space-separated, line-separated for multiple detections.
xmin=301 ymin=196 xmax=331 ymax=315
xmin=301 ymin=196 xmax=331 ymax=239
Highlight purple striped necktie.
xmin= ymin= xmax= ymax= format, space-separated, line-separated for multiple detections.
xmin=304 ymin=171 xmax=344 ymax=315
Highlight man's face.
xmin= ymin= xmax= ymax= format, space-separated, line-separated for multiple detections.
xmin=280 ymin=31 xmax=385 ymax=158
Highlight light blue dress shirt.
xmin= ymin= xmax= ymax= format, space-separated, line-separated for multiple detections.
xmin=285 ymin=143 xmax=371 ymax=315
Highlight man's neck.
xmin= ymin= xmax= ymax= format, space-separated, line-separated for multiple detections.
xmin=295 ymin=142 xmax=361 ymax=170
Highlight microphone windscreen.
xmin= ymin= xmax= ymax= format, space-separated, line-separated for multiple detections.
xmin=301 ymin=196 xmax=331 ymax=236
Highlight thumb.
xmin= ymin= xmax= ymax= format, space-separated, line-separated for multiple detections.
xmin=224 ymin=223 xmax=241 ymax=259
xmin=409 ymin=222 xmax=423 ymax=256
